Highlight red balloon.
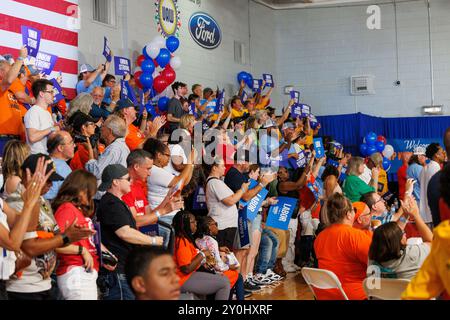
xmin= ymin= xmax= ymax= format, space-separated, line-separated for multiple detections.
xmin=136 ymin=55 xmax=146 ymax=67
xmin=162 ymin=67 xmax=176 ymax=84
xmin=134 ymin=71 xmax=143 ymax=89
xmin=377 ymin=135 xmax=387 ymax=145
xmin=153 ymin=75 xmax=169 ymax=94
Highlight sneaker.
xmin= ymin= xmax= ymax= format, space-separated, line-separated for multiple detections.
xmin=246 ymin=275 xmax=262 ymax=287
xmin=266 ymin=269 xmax=283 ymax=281
xmin=244 ymin=280 xmax=261 ymax=292
xmin=252 ymin=273 xmax=274 ymax=286
xmin=244 ymin=290 xmax=253 ymax=298
xmin=284 ymin=265 xmax=297 ymax=273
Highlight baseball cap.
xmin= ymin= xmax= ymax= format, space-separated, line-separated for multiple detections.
xmin=413 ymin=146 xmax=426 ymax=156
xmin=79 ymin=64 xmax=95 ymax=74
xmin=115 ymin=98 xmax=135 ymax=112
xmin=353 ymin=202 xmax=370 ymax=221
xmin=21 ymin=154 xmax=64 ymax=182
xmin=98 ymin=164 xmax=129 ymax=192
xmin=261 ymin=120 xmax=277 ymax=129
xmin=72 ymin=112 xmax=96 ymax=133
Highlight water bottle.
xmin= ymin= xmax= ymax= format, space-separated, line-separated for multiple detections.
xmin=394 ymin=198 xmax=399 ymax=211
xmin=390 ymin=204 xmax=396 ymax=216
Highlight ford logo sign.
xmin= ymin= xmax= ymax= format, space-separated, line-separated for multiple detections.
xmin=189 ymin=12 xmax=221 ymax=50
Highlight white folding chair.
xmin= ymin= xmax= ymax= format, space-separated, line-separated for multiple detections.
xmin=301 ymin=267 xmax=349 ymax=300
xmin=363 ymin=277 xmax=411 ymax=300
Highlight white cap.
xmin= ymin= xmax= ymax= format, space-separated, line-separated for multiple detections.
xmin=79 ymin=63 xmax=95 ymax=73
xmin=414 ymin=146 xmax=426 ymax=155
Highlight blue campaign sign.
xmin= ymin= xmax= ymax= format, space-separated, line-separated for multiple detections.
xmin=263 ymin=74 xmax=274 ymax=87
xmin=291 ymin=103 xmax=302 ymax=119
xmin=339 ymin=166 xmax=347 ymax=183
xmin=327 ymin=158 xmax=340 ymax=168
xmin=120 ymin=80 xmax=137 ymax=105
xmin=34 ymin=52 xmax=58 ymax=75
xmin=301 ymin=104 xmax=311 ymax=118
xmin=192 ymin=186 xmax=207 ymax=210
xmin=50 ymin=79 xmax=65 ymax=104
xmin=214 ymin=89 xmax=225 ymax=113
xmin=288 ymin=150 xmax=307 ymax=169
xmin=21 ymin=26 xmax=41 ymax=58
xmin=239 ymin=179 xmax=268 ymax=222
xmin=114 ymin=56 xmax=131 ymax=76
xmin=139 ymin=224 xmax=159 ymax=237
xmin=241 ymin=91 xmax=248 ymax=103
xmin=252 ymin=79 xmax=262 ymax=92
xmin=279 ymin=149 xmax=290 ymax=168
xmin=103 ymin=37 xmax=112 ymax=61
xmin=307 ymin=181 xmax=321 ymax=200
xmin=313 ymin=137 xmax=325 ymax=158
xmin=266 ymin=197 xmax=298 ymax=231
xmin=238 ymin=208 xmax=250 ymax=247
xmin=290 ymin=90 xmax=300 ymax=104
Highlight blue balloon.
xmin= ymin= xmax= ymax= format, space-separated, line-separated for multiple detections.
xmin=142 ymin=46 xmax=151 ymax=60
xmin=140 ymin=73 xmax=154 ymax=89
xmin=141 ymin=59 xmax=155 ymax=74
xmin=365 ymin=132 xmax=377 ymax=145
xmin=166 ymin=36 xmax=180 ymax=53
xmin=158 ymin=97 xmax=170 ymax=112
xmin=367 ymin=145 xmax=378 ymax=156
xmin=382 ymin=157 xmax=391 ymax=171
xmin=360 ymin=144 xmax=368 ymax=156
xmin=245 ymin=72 xmax=253 ymax=88
xmin=237 ymin=71 xmax=250 ymax=84
xmin=155 ymin=48 xmax=171 ymax=68
xmin=375 ymin=140 xmax=385 ymax=153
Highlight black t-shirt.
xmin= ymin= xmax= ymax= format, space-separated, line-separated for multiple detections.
xmin=224 ymin=167 xmax=247 ymax=193
xmin=97 ymin=192 xmax=137 ymax=272
xmin=167 ymin=97 xmax=187 ymax=132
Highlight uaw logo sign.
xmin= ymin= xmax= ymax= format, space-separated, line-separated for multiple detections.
xmin=155 ymin=0 xmax=181 ymax=37
xmin=189 ymin=12 xmax=221 ymax=50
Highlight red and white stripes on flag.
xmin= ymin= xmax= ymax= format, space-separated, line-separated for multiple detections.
xmin=0 ymin=0 xmax=79 ymax=99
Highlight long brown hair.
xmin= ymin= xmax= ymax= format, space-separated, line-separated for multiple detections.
xmin=52 ymin=170 xmax=98 ymax=217
xmin=369 ymin=222 xmax=405 ymax=263
xmin=2 ymin=140 xmax=30 ymax=180
xmin=326 ymin=193 xmax=353 ymax=224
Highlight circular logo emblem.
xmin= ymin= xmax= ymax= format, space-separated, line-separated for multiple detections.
xmin=189 ymin=12 xmax=222 ymax=50
xmin=155 ymin=0 xmax=181 ymax=38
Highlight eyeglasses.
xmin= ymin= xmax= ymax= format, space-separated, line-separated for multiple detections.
xmin=374 ymin=197 xmax=385 ymax=205
xmin=43 ymin=90 xmax=55 ymax=95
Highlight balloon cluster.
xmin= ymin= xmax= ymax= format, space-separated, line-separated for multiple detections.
xmin=237 ymin=71 xmax=254 ymax=88
xmin=134 ymin=35 xmax=181 ymax=96
xmin=359 ymin=132 xmax=394 ymax=171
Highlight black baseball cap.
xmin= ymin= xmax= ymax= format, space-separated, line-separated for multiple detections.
xmin=115 ymin=98 xmax=135 ymax=112
xmin=98 ymin=164 xmax=129 ymax=191
xmin=72 ymin=112 xmax=96 ymax=133
xmin=21 ymin=154 xmax=64 ymax=182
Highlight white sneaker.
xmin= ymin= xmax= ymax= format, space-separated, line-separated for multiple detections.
xmin=266 ymin=269 xmax=283 ymax=281
xmin=252 ymin=273 xmax=274 ymax=285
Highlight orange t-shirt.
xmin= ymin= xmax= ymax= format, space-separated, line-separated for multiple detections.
xmin=0 ymin=84 xmax=26 ymax=137
xmin=125 ymin=124 xmax=145 ymax=151
xmin=313 ymin=223 xmax=372 ymax=300
xmin=174 ymin=237 xmax=200 ymax=286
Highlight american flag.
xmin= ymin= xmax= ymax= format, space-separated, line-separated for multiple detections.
xmin=0 ymin=0 xmax=79 ymax=99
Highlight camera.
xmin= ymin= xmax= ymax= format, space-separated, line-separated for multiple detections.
xmin=73 ymin=134 xmax=88 ymax=144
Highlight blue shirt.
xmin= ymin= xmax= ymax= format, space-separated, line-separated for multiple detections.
xmin=259 ymin=133 xmax=280 ymax=166
xmin=76 ymin=74 xmax=103 ymax=94
xmin=407 ymin=163 xmax=423 ymax=203
xmin=90 ymin=103 xmax=111 ymax=120
xmin=44 ymin=158 xmax=72 ymax=200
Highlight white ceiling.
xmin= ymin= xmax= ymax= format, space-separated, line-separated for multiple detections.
xmin=254 ymin=0 xmax=401 ymax=9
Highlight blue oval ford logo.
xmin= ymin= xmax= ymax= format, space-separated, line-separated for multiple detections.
xmin=189 ymin=12 xmax=221 ymax=50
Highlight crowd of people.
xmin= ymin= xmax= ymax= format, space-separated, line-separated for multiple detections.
xmin=0 ymin=48 xmax=449 ymax=301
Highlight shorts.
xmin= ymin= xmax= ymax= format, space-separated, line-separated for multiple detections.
xmin=248 ymin=213 xmax=262 ymax=236
xmin=217 ymin=228 xmax=238 ymax=250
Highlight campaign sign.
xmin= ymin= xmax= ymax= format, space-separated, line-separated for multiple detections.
xmin=114 ymin=56 xmax=131 ymax=76
xmin=313 ymin=137 xmax=325 ymax=158
xmin=34 ymin=52 xmax=57 ymax=75
xmin=50 ymin=79 xmax=65 ymax=104
xmin=139 ymin=224 xmax=159 ymax=237
xmin=301 ymin=104 xmax=311 ymax=118
xmin=145 ymin=103 xmax=158 ymax=118
xmin=120 ymin=80 xmax=137 ymax=105
xmin=188 ymin=102 xmax=196 ymax=115
xmin=263 ymin=74 xmax=274 ymax=87
xmin=21 ymin=26 xmax=41 ymax=57
xmin=103 ymin=37 xmax=112 ymax=61
xmin=266 ymin=197 xmax=298 ymax=230
xmin=279 ymin=149 xmax=290 ymax=168
xmin=238 ymin=208 xmax=250 ymax=247
xmin=339 ymin=166 xmax=347 ymax=182
xmin=327 ymin=158 xmax=340 ymax=168
xmin=192 ymin=186 xmax=207 ymax=210
xmin=214 ymin=89 xmax=225 ymax=113
xmin=290 ymin=90 xmax=300 ymax=104
xmin=252 ymin=79 xmax=262 ymax=92
xmin=291 ymin=103 xmax=302 ymax=119
xmin=307 ymin=181 xmax=321 ymax=200
xmin=239 ymin=179 xmax=269 ymax=222
xmin=241 ymin=91 xmax=248 ymax=103
xmin=288 ymin=150 xmax=307 ymax=169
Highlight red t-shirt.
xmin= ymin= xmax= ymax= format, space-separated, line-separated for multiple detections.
xmin=217 ymin=143 xmax=236 ymax=175
xmin=70 ymin=143 xmax=90 ymax=171
xmin=397 ymin=164 xmax=408 ymax=200
xmin=122 ymin=180 xmax=148 ymax=216
xmin=54 ymin=203 xmax=99 ymax=275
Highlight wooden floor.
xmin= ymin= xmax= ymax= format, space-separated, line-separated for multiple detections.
xmin=247 ymin=271 xmax=315 ymax=300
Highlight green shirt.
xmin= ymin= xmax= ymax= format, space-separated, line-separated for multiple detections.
xmin=343 ymin=175 xmax=375 ymax=203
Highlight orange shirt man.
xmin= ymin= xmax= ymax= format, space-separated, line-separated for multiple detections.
xmin=126 ymin=123 xmax=145 ymax=151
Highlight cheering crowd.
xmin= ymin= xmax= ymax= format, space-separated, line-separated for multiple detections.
xmin=0 ymin=48 xmax=449 ymax=301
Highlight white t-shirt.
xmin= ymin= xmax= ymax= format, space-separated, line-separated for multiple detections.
xmin=147 ymin=166 xmax=178 ymax=218
xmin=0 ymin=199 xmax=16 ymax=280
xmin=164 ymin=144 xmax=188 ymax=177
xmin=206 ymin=178 xmax=238 ymax=230
xmin=24 ymin=105 xmax=55 ymax=155
xmin=419 ymin=160 xmax=441 ymax=223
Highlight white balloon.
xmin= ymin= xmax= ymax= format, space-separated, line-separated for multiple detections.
xmin=382 ymin=144 xmax=394 ymax=159
xmin=133 ymin=67 xmax=141 ymax=73
xmin=152 ymin=36 xmax=166 ymax=49
xmin=170 ymin=56 xmax=181 ymax=70
xmin=145 ymin=43 xmax=160 ymax=60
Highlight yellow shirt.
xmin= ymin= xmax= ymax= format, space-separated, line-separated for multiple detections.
xmin=377 ymin=169 xmax=388 ymax=195
xmin=402 ymin=220 xmax=450 ymax=300
xmin=231 ymin=108 xmax=248 ymax=119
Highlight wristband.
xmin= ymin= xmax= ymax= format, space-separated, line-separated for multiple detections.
xmin=240 ymin=187 xmax=246 ymax=193
xmin=151 ymin=237 xmax=156 ymax=245
xmin=399 ymin=216 xmax=408 ymax=223
xmin=78 ymin=245 xmax=83 ymax=255
xmin=155 ymin=210 xmax=161 ymax=219
xmin=61 ymin=233 xmax=70 ymax=246
xmin=198 ymin=251 xmax=206 ymax=265
xmin=17 ymin=57 xmax=24 ymax=61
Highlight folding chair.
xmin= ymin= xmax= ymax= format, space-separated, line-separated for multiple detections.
xmin=363 ymin=277 xmax=410 ymax=300
xmin=301 ymin=267 xmax=349 ymax=300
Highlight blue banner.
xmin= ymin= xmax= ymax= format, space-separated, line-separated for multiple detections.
xmin=114 ymin=56 xmax=131 ymax=76
xmin=140 ymin=224 xmax=159 ymax=237
xmin=21 ymin=26 xmax=41 ymax=58
xmin=103 ymin=37 xmax=112 ymax=62
xmin=288 ymin=150 xmax=307 ymax=169
xmin=239 ymin=179 xmax=268 ymax=222
xmin=388 ymin=138 xmax=442 ymax=152
xmin=241 ymin=91 xmax=248 ymax=103
xmin=266 ymin=197 xmax=298 ymax=230
xmin=313 ymin=137 xmax=325 ymax=158
xmin=301 ymin=104 xmax=311 ymax=118
xmin=291 ymin=103 xmax=302 ymax=119
xmin=120 ymin=80 xmax=137 ymax=105
xmin=192 ymin=186 xmax=207 ymax=210
xmin=34 ymin=52 xmax=57 ymax=75
xmin=290 ymin=90 xmax=300 ymax=104
xmin=238 ymin=208 xmax=250 ymax=247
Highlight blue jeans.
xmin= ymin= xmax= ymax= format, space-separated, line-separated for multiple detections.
xmin=158 ymin=215 xmax=175 ymax=250
xmin=99 ymin=271 xmax=135 ymax=300
xmin=255 ymin=228 xmax=279 ymax=274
